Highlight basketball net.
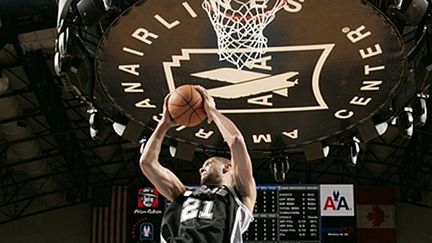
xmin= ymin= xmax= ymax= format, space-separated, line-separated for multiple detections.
xmin=202 ymin=0 xmax=286 ymax=69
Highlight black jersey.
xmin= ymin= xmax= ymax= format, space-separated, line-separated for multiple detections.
xmin=160 ymin=185 xmax=253 ymax=243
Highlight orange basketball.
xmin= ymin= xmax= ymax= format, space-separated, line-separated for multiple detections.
xmin=168 ymin=85 xmax=207 ymax=127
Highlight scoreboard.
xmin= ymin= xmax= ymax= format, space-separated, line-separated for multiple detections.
xmin=244 ymin=185 xmax=321 ymax=242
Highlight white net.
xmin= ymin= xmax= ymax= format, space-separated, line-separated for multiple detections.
xmin=202 ymin=0 xmax=286 ymax=69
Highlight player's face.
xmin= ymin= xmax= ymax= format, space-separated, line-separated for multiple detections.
xmin=199 ymin=158 xmax=223 ymax=185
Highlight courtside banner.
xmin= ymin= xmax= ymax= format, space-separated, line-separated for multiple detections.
xmin=320 ymin=185 xmax=355 ymax=217
xmin=127 ymin=186 xmax=165 ymax=243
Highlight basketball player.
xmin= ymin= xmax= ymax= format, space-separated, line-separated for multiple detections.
xmin=139 ymin=86 xmax=256 ymax=242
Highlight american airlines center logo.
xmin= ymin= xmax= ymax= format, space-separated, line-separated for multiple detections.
xmin=96 ymin=0 xmax=406 ymax=150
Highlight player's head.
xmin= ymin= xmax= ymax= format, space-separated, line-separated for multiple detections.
xmin=199 ymin=156 xmax=233 ymax=185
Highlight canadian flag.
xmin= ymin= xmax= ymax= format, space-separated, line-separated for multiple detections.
xmin=355 ymin=187 xmax=397 ymax=243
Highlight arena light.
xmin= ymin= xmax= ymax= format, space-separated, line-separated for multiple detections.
xmin=112 ymin=122 xmax=126 ymax=136
xmin=270 ymin=155 xmax=289 ymax=183
xmin=0 ymin=71 xmax=9 ymax=94
xmin=76 ymin=0 xmax=106 ymax=26
xmin=58 ymin=28 xmax=69 ymax=57
xmin=112 ymin=119 xmax=145 ymax=143
xmin=169 ymin=141 xmax=195 ymax=161
xmin=57 ymin=0 xmax=74 ymax=28
xmin=102 ymin=0 xmax=114 ymax=10
xmin=139 ymin=137 xmax=147 ymax=154
xmin=416 ymin=93 xmax=428 ymax=126
xmin=393 ymin=0 xmax=429 ymax=25
xmin=375 ymin=122 xmax=389 ymax=136
xmin=391 ymin=107 xmax=415 ymax=138
xmin=169 ymin=142 xmax=176 ymax=158
xmin=400 ymin=107 xmax=415 ymax=138
xmin=344 ymin=136 xmax=361 ymax=166
xmin=54 ymin=27 xmax=70 ymax=76
xmin=357 ymin=119 xmax=389 ymax=142
xmin=88 ymin=107 xmax=102 ymax=140
xmin=303 ymin=141 xmax=329 ymax=161
xmin=54 ymin=51 xmax=62 ymax=76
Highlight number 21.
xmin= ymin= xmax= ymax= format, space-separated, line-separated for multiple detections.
xmin=180 ymin=198 xmax=214 ymax=222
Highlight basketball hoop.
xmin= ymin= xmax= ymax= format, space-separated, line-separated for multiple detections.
xmin=202 ymin=0 xmax=286 ymax=69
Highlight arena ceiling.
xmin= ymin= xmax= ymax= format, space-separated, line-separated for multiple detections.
xmin=1 ymin=0 xmax=432 ymax=224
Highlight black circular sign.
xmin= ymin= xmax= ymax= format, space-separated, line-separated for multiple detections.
xmin=96 ymin=0 xmax=406 ymax=151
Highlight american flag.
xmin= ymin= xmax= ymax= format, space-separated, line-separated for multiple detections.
xmin=91 ymin=186 xmax=128 ymax=243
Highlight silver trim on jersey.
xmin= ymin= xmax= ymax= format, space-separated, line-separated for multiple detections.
xmin=227 ymin=186 xmax=254 ymax=243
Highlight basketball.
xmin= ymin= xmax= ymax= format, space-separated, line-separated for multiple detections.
xmin=167 ymin=85 xmax=207 ymax=127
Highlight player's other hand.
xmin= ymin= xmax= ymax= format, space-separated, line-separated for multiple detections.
xmin=195 ymin=85 xmax=216 ymax=124
xmin=161 ymin=94 xmax=176 ymax=128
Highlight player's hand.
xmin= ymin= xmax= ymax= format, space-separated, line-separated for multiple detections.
xmin=161 ymin=94 xmax=176 ymax=128
xmin=195 ymin=85 xmax=216 ymax=124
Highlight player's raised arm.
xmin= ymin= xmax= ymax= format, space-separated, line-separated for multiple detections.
xmin=139 ymin=95 xmax=186 ymax=202
xmin=196 ymin=86 xmax=257 ymax=213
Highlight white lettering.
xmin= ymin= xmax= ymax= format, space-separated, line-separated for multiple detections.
xmin=248 ymin=95 xmax=273 ymax=107
xmin=364 ymin=65 xmax=385 ymax=75
xmin=122 ymin=47 xmax=144 ymax=57
xmin=135 ymin=99 xmax=156 ymax=108
xmin=253 ymin=134 xmax=272 ymax=143
xmin=195 ymin=129 xmax=214 ymax=139
xmin=152 ymin=113 xmax=162 ymax=122
xmin=154 ymin=15 xmax=180 ymax=29
xmin=361 ymin=80 xmax=382 ymax=91
xmin=335 ymin=109 xmax=354 ymax=119
xmin=284 ymin=0 xmax=304 ymax=13
xmin=118 ymin=65 xmax=140 ymax=76
xmin=350 ymin=96 xmax=371 ymax=106
xmin=346 ymin=25 xmax=371 ymax=43
xmin=360 ymin=44 xmax=382 ymax=59
xmin=121 ymin=83 xmax=144 ymax=93
xmin=245 ymin=55 xmax=272 ymax=71
xmin=182 ymin=2 xmax=198 ymax=18
xmin=283 ymin=129 xmax=298 ymax=139
xmin=132 ymin=28 xmax=159 ymax=45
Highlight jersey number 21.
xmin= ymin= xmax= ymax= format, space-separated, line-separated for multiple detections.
xmin=180 ymin=198 xmax=215 ymax=222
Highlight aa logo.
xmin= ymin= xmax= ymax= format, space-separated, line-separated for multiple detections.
xmin=323 ymin=191 xmax=350 ymax=211
xmin=320 ymin=185 xmax=354 ymax=216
